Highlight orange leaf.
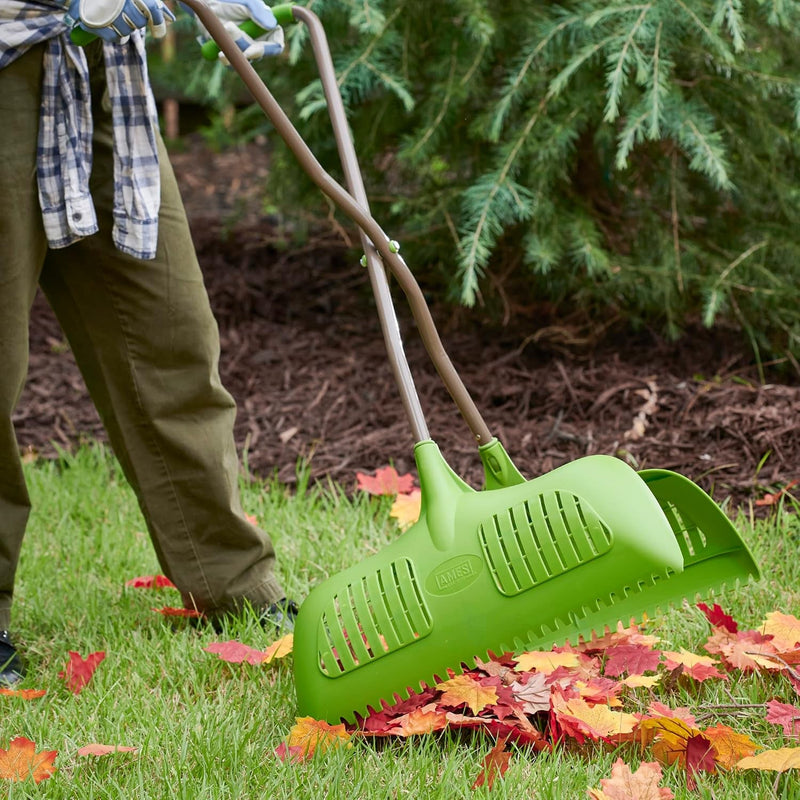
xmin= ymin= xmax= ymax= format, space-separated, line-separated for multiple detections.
xmin=642 ymin=717 xmax=703 ymax=764
xmin=389 ymin=490 xmax=421 ymax=530
xmin=152 ymin=606 xmax=203 ymax=618
xmin=356 ymin=466 xmax=415 ymax=496
xmin=551 ymin=692 xmax=638 ymax=743
xmin=702 ymin=724 xmax=758 ymax=768
xmin=0 ymin=688 xmax=46 ymax=699
xmin=661 ymin=648 xmax=726 ymax=681
xmin=0 ymin=737 xmax=57 ymax=784
xmin=125 ymin=575 xmax=176 ymax=589
xmin=437 ymin=673 xmax=498 ymax=714
xmin=262 ymin=633 xmax=294 ymax=663
xmin=762 ymin=611 xmax=800 ymax=652
xmin=388 ymin=703 xmax=448 ymax=736
xmin=58 ymin=651 xmax=106 ymax=694
xmin=755 ymin=480 xmax=798 ymax=506
xmin=76 ymin=744 xmax=138 ymax=756
xmin=735 ymin=747 xmax=800 ymax=772
xmin=588 ymin=758 xmax=674 ymax=800
xmin=286 ymin=717 xmax=352 ymax=759
xmin=472 ymin=736 xmax=511 ymax=791
xmin=514 ymin=650 xmax=581 ymax=674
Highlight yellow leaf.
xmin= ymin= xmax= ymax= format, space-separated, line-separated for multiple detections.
xmin=287 ymin=717 xmax=352 ymax=757
xmin=735 ymin=747 xmax=800 ymax=772
xmin=762 ymin=612 xmax=800 ymax=652
xmin=514 ymin=650 xmax=581 ymax=674
xmin=552 ymin=693 xmax=638 ymax=741
xmin=262 ymin=633 xmax=293 ymax=663
xmin=436 ymin=674 xmax=498 ymax=714
xmin=390 ymin=490 xmax=421 ymax=530
xmin=621 ymin=674 xmax=660 ymax=689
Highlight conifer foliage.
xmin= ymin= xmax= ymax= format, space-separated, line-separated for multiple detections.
xmin=194 ymin=1 xmax=800 ymax=354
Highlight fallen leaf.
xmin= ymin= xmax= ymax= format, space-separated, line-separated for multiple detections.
xmin=0 ymin=737 xmax=57 ymax=783
xmin=204 ymin=640 xmax=272 ymax=665
xmin=125 ymin=575 xmax=176 ymax=589
xmin=755 ymin=480 xmax=798 ymax=506
xmin=661 ymin=648 xmax=726 ymax=681
xmin=510 ymin=672 xmax=550 ymax=714
xmin=437 ymin=673 xmax=498 ymax=714
xmin=356 ymin=466 xmax=415 ymax=496
xmin=766 ymin=700 xmax=800 ymax=739
xmin=58 ymin=651 xmax=106 ymax=694
xmin=697 ymin=602 xmax=738 ymax=633
xmin=551 ymin=691 xmax=638 ymax=743
xmin=152 ymin=606 xmax=203 ymax=618
xmin=706 ymin=628 xmax=780 ymax=672
xmin=588 ymin=758 xmax=674 ymax=800
xmin=762 ymin=612 xmax=800 ymax=652
xmin=0 ymin=688 xmax=46 ymax=699
xmin=643 ymin=716 xmax=702 ymax=760
xmin=390 ymin=489 xmax=421 ymax=530
xmin=472 ymin=736 xmax=511 ymax=790
xmin=603 ymin=644 xmax=661 ymax=677
xmin=285 ymin=717 xmax=352 ymax=759
xmin=76 ymin=744 xmax=138 ymax=756
xmin=621 ymin=674 xmax=660 ymax=689
xmin=685 ymin=733 xmax=717 ymax=788
xmin=389 ymin=703 xmax=448 ymax=736
xmin=262 ymin=633 xmax=294 ymax=662
xmin=702 ymin=724 xmax=757 ymax=768
xmin=735 ymin=747 xmax=800 ymax=772
xmin=514 ymin=650 xmax=581 ymax=674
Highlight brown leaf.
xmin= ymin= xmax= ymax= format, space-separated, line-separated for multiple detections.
xmin=472 ymin=736 xmax=511 ymax=791
xmin=0 ymin=737 xmax=57 ymax=784
xmin=587 ymin=758 xmax=674 ymax=800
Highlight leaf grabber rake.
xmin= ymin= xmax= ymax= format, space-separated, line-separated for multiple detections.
xmin=187 ymin=2 xmax=761 ymax=724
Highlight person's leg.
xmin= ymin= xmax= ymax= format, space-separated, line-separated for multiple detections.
xmin=39 ymin=44 xmax=285 ymax=617
xmin=0 ymin=44 xmax=50 ymax=634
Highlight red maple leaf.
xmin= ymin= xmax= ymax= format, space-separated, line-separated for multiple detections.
xmin=125 ymin=574 xmax=176 ymax=589
xmin=685 ymin=733 xmax=717 ymax=789
xmin=697 ymin=602 xmax=739 ymax=633
xmin=755 ymin=480 xmax=798 ymax=506
xmin=472 ymin=736 xmax=511 ymax=790
xmin=604 ymin=644 xmax=662 ymax=677
xmin=58 ymin=651 xmax=106 ymax=694
xmin=766 ymin=700 xmax=800 ymax=738
xmin=355 ymin=466 xmax=415 ymax=496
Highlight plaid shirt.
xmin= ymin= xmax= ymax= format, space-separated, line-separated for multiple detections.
xmin=0 ymin=0 xmax=161 ymax=259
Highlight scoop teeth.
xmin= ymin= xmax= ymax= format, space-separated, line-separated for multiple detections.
xmin=332 ymin=572 xmax=756 ymax=724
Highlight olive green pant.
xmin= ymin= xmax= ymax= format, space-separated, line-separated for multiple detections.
xmin=0 ymin=42 xmax=284 ymax=630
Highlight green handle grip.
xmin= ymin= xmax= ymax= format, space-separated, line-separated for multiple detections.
xmin=201 ymin=3 xmax=295 ymax=61
xmin=69 ymin=26 xmax=97 ymax=46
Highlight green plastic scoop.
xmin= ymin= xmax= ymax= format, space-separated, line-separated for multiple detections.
xmin=180 ymin=0 xmax=760 ymax=724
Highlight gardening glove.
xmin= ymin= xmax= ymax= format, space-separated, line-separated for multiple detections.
xmin=195 ymin=0 xmax=284 ymax=63
xmin=65 ymin=0 xmax=175 ymax=41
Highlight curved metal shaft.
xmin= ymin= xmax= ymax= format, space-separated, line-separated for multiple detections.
xmin=183 ymin=0 xmax=493 ymax=445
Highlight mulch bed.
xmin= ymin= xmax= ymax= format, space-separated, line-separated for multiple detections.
xmin=14 ymin=140 xmax=800 ymax=508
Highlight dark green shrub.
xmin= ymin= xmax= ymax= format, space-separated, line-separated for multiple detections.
xmin=159 ymin=1 xmax=800 ymax=358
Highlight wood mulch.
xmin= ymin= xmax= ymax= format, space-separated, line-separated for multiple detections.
xmin=14 ymin=140 xmax=800 ymax=508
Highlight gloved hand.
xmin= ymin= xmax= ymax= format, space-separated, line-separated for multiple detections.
xmin=65 ymin=0 xmax=175 ymax=41
xmin=198 ymin=0 xmax=284 ymax=63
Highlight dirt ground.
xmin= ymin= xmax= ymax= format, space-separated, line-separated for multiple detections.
xmin=14 ymin=140 xmax=800 ymax=508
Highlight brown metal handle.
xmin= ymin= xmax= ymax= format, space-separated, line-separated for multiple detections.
xmin=183 ymin=0 xmax=493 ymax=446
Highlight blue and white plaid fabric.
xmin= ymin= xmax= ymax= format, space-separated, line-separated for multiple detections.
xmin=0 ymin=0 xmax=161 ymax=259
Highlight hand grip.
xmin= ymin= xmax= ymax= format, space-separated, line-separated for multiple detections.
xmin=201 ymin=3 xmax=295 ymax=61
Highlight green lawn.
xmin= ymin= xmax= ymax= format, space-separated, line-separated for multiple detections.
xmin=3 ymin=445 xmax=799 ymax=799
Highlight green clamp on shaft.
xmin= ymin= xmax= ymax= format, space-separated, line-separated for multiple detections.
xmin=201 ymin=3 xmax=295 ymax=61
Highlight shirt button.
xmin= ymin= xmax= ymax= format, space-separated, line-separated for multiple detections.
xmin=73 ymin=212 xmax=82 ymax=221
